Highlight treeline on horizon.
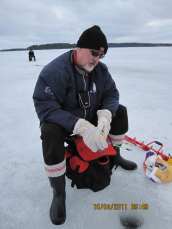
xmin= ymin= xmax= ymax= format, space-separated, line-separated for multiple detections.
xmin=27 ymin=42 xmax=172 ymax=50
xmin=1 ymin=42 xmax=172 ymax=51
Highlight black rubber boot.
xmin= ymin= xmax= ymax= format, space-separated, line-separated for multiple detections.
xmin=49 ymin=175 xmax=66 ymax=225
xmin=114 ymin=146 xmax=137 ymax=170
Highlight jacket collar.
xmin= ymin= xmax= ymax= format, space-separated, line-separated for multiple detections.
xmin=70 ymin=50 xmax=88 ymax=76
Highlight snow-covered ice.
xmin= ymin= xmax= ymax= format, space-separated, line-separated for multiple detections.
xmin=0 ymin=47 xmax=172 ymax=229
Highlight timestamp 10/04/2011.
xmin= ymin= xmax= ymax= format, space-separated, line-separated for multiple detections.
xmin=93 ymin=204 xmax=148 ymax=210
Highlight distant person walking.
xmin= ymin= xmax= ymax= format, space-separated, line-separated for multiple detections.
xmin=29 ymin=49 xmax=36 ymax=61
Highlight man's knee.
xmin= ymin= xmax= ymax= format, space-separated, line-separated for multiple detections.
xmin=116 ymin=104 xmax=128 ymax=118
xmin=41 ymin=122 xmax=68 ymax=141
xmin=110 ymin=104 xmax=128 ymax=135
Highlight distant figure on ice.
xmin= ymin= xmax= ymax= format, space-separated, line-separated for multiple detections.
xmin=29 ymin=49 xmax=36 ymax=61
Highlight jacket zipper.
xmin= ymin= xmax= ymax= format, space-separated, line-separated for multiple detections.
xmin=82 ymin=73 xmax=86 ymax=91
xmin=82 ymin=73 xmax=87 ymax=119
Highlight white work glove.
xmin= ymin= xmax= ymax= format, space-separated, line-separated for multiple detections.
xmin=97 ymin=109 xmax=112 ymax=139
xmin=73 ymin=119 xmax=108 ymax=152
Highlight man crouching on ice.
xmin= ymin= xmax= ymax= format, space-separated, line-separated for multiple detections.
xmin=33 ymin=25 xmax=137 ymax=225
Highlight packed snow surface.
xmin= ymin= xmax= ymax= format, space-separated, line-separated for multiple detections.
xmin=0 ymin=47 xmax=172 ymax=229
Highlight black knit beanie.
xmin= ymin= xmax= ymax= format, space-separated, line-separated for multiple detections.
xmin=76 ymin=25 xmax=108 ymax=54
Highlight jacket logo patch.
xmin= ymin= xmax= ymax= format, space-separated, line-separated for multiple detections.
xmin=45 ymin=86 xmax=54 ymax=95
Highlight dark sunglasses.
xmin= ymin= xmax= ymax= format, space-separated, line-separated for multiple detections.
xmin=90 ymin=49 xmax=105 ymax=59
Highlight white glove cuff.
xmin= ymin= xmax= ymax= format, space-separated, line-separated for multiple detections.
xmin=97 ymin=109 xmax=112 ymax=120
xmin=73 ymin=119 xmax=91 ymax=135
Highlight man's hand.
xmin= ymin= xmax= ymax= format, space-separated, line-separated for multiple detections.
xmin=97 ymin=109 xmax=112 ymax=139
xmin=73 ymin=119 xmax=108 ymax=152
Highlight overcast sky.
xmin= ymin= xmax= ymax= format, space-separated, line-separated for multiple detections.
xmin=0 ymin=0 xmax=172 ymax=50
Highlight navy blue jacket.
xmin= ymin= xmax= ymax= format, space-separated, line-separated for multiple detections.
xmin=33 ymin=50 xmax=119 ymax=132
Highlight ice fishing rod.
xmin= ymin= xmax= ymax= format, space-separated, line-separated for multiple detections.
xmin=112 ymin=144 xmax=132 ymax=151
xmin=100 ymin=131 xmax=132 ymax=152
xmin=106 ymin=142 xmax=132 ymax=151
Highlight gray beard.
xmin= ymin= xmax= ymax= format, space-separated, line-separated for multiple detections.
xmin=83 ymin=63 xmax=95 ymax=72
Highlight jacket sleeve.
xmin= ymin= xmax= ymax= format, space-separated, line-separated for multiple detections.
xmin=32 ymin=70 xmax=79 ymax=132
xmin=99 ymin=68 xmax=119 ymax=118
